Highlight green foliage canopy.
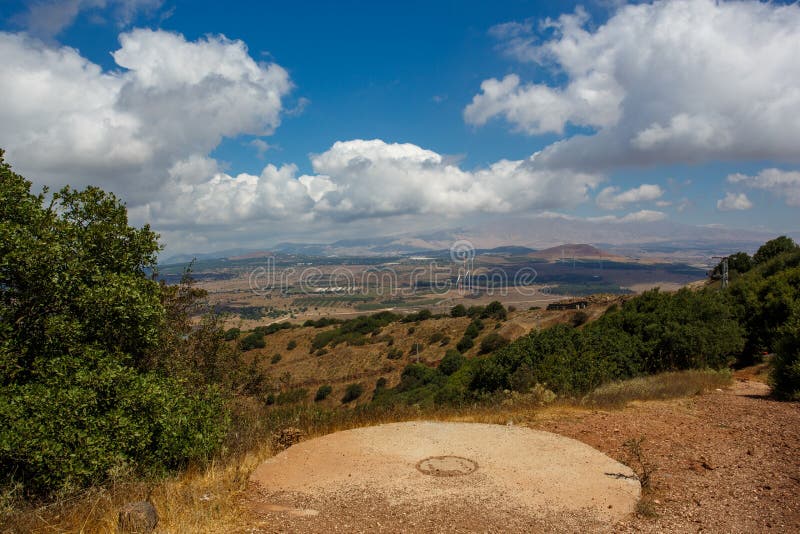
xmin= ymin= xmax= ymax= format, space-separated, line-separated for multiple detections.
xmin=0 ymin=153 xmax=227 ymax=495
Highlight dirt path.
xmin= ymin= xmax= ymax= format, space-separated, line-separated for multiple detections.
xmin=245 ymin=376 xmax=800 ymax=533
xmin=533 ymin=377 xmax=800 ymax=533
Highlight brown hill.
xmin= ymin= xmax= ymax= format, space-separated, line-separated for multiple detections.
xmin=528 ymin=243 xmax=627 ymax=262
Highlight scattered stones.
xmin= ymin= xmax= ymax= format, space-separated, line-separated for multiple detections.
xmin=274 ymin=426 xmax=304 ymax=450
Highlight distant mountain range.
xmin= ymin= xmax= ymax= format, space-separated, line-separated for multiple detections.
xmin=162 ymin=215 xmax=791 ymax=265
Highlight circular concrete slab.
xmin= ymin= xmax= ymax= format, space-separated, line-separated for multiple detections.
xmin=250 ymin=421 xmax=640 ymax=528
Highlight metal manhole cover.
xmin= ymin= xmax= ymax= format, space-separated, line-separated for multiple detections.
xmin=416 ymin=456 xmax=478 ymax=477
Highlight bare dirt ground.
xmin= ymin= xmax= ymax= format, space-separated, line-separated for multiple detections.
xmin=534 ymin=376 xmax=800 ymax=533
xmin=249 ymin=422 xmax=640 ymax=533
xmin=245 ymin=373 xmax=800 ymax=533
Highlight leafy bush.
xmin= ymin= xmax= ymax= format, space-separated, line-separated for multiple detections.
xmin=253 ymin=322 xmax=293 ymax=337
xmin=464 ymin=318 xmax=484 ymax=338
xmin=314 ymin=384 xmax=333 ymax=401
xmin=311 ymin=312 xmax=399 ymax=350
xmin=429 ymin=331 xmax=445 ymax=345
xmin=439 ymin=350 xmax=465 ymax=375
xmin=456 ymin=336 xmax=474 ymax=352
xmin=402 ymin=309 xmax=432 ymax=322
xmin=387 ymin=347 xmax=403 ymax=360
xmin=771 ymin=314 xmax=800 ymax=400
xmin=303 ymin=317 xmax=343 ymax=328
xmin=286 ymin=339 xmax=297 ymax=350
xmin=479 ymin=332 xmax=509 ymax=354
xmin=753 ymin=236 xmax=798 ymax=265
xmin=240 ymin=332 xmax=266 ymax=351
xmin=481 ymin=301 xmax=507 ymax=320
xmin=0 ymin=154 xmax=228 ymax=495
xmin=271 ymin=354 xmax=282 ymax=364
xmin=450 ymin=304 xmax=467 ymax=317
xmin=224 ymin=328 xmax=241 ymax=341
xmin=342 ymin=383 xmax=364 ymax=403
xmin=466 ymin=305 xmax=485 ymax=319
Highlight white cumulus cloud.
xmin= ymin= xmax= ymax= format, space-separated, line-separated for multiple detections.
xmin=0 ymin=29 xmax=292 ymax=204
xmin=728 ymin=169 xmax=800 ymax=207
xmin=716 ymin=192 xmax=753 ymax=212
xmin=307 ymin=139 xmax=601 ymax=220
xmin=469 ymin=0 xmax=800 ymax=170
xmin=595 ymin=183 xmax=663 ymax=210
xmin=134 ymin=138 xmax=603 ymax=228
xmin=589 ymin=209 xmax=667 ymax=224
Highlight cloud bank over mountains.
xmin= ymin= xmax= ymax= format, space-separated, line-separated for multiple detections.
xmin=0 ymin=28 xmax=607 ymax=239
xmin=1 ymin=0 xmax=799 ymax=253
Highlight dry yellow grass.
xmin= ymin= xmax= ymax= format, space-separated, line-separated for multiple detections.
xmin=1 ymin=369 xmax=732 ymax=533
xmin=582 ymin=369 xmax=732 ymax=407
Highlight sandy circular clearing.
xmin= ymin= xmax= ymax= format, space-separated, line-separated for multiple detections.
xmin=250 ymin=421 xmax=640 ymax=529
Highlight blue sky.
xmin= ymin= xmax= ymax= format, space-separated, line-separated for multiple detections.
xmin=1 ymin=0 xmax=799 ymax=253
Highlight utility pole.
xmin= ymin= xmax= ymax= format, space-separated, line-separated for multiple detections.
xmin=712 ymin=256 xmax=729 ymax=289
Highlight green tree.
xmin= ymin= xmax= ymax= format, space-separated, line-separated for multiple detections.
xmin=341 ymin=383 xmax=364 ymax=403
xmin=479 ymin=332 xmax=509 ymax=354
xmin=450 ymin=304 xmax=467 ymax=317
xmin=481 ymin=301 xmax=507 ymax=320
xmin=439 ymin=349 xmax=465 ymax=375
xmin=753 ymin=236 xmax=798 ymax=265
xmin=0 ymin=152 xmax=226 ymax=495
xmin=314 ymin=384 xmax=332 ymax=401
xmin=771 ymin=314 xmax=800 ymax=400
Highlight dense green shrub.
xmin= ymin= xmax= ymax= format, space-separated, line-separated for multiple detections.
xmin=240 ymin=332 xmax=266 ymax=351
xmin=253 ymin=322 xmax=293 ymax=337
xmin=311 ymin=312 xmax=399 ymax=350
xmin=771 ymin=314 xmax=800 ymax=400
xmin=303 ymin=317 xmax=343 ymax=328
xmin=0 ymin=153 xmax=228 ymax=495
xmin=342 ymin=383 xmax=364 ymax=403
xmin=314 ymin=384 xmax=333 ymax=401
xmin=481 ymin=301 xmax=507 ymax=320
xmin=456 ymin=336 xmax=474 ymax=352
xmin=450 ymin=304 xmax=467 ymax=317
xmin=402 ymin=309 xmax=432 ymax=322
xmin=464 ymin=322 xmax=480 ymax=339
xmin=439 ymin=350 xmax=465 ymax=375
xmin=753 ymin=236 xmax=798 ymax=265
xmin=479 ymin=332 xmax=509 ymax=354
xmin=429 ymin=331 xmax=445 ymax=345
xmin=271 ymin=354 xmax=282 ymax=364
xmin=466 ymin=305 xmax=485 ymax=319
xmin=386 ymin=347 xmax=403 ymax=359
xmin=286 ymin=339 xmax=297 ymax=350
xmin=224 ymin=328 xmax=241 ymax=341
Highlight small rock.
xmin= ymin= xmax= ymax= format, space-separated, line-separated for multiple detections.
xmin=274 ymin=427 xmax=304 ymax=450
xmin=118 ymin=501 xmax=158 ymax=533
